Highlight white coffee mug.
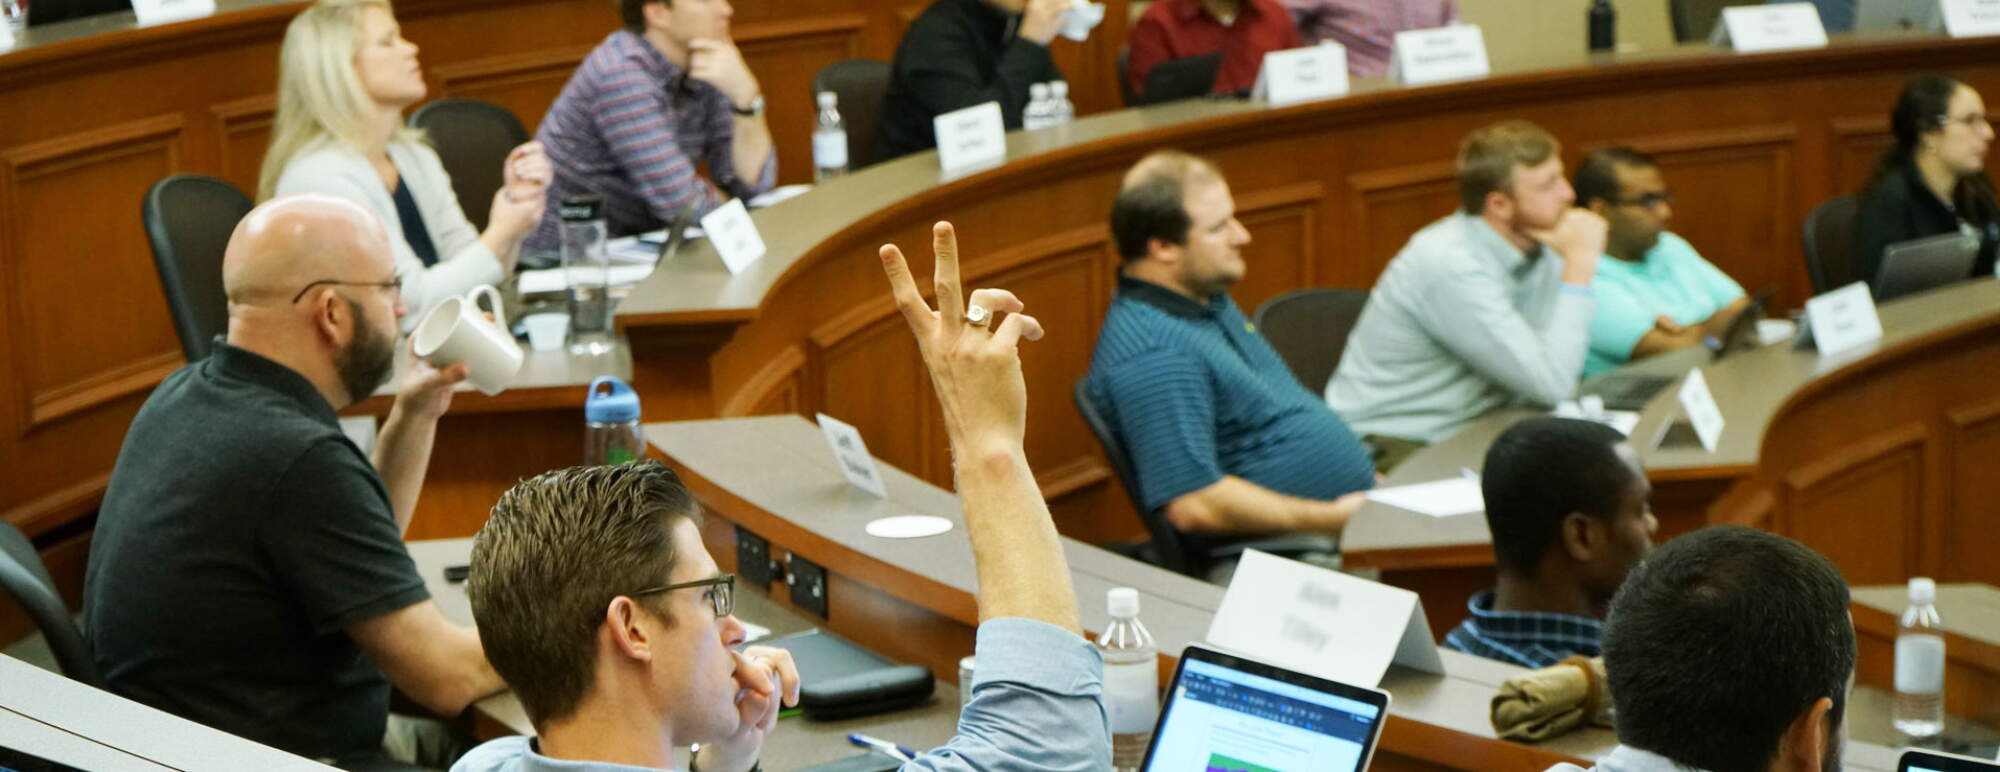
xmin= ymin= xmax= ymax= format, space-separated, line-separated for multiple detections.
xmin=412 ymin=284 xmax=523 ymax=396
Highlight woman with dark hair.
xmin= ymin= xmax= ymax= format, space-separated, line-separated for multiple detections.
xmin=1854 ymin=74 xmax=1998 ymax=291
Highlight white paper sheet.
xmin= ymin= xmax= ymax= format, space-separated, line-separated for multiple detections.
xmin=1364 ymin=477 xmax=1484 ymax=518
xmin=748 ymin=184 xmax=813 ymax=209
xmin=515 ymin=264 xmax=658 ymax=295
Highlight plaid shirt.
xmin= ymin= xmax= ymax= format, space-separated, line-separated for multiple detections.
xmin=527 ymin=30 xmax=775 ymax=252
xmin=1279 ymin=0 xmax=1459 ymax=78
xmin=1442 ymin=589 xmax=1603 ymax=669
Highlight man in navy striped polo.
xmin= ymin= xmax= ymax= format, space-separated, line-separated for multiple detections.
xmin=1084 ymin=150 xmax=1375 ymax=582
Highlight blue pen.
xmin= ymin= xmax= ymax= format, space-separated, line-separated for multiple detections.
xmin=847 ymin=732 xmax=919 ymax=761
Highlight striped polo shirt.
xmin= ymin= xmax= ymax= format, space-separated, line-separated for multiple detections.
xmin=1084 ymin=275 xmax=1375 ymax=517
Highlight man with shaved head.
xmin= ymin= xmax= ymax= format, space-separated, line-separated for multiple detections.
xmin=85 ymin=194 xmax=504 ymax=769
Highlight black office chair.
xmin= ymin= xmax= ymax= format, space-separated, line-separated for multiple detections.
xmin=26 ymin=0 xmax=131 ymax=26
xmin=1251 ymin=288 xmax=1369 ymax=394
xmin=407 ymin=99 xmax=530 ymax=232
xmin=0 ymin=522 xmax=101 ymax=687
xmin=143 ymin=175 xmax=253 ymax=363
xmin=1073 ymin=380 xmax=1336 ymax=580
xmin=1804 ymin=194 xmax=1860 ymax=294
xmin=1117 ymin=45 xmax=1136 ymax=108
xmin=1074 ymin=379 xmax=1202 ymax=575
xmin=811 ymin=60 xmax=892 ymax=172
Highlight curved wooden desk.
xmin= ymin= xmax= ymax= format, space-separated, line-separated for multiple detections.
xmin=639 ymin=414 xmax=1917 ymax=772
xmin=614 ymin=32 xmax=2000 ymax=550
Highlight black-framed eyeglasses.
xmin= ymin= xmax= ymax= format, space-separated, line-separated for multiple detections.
xmin=631 ymin=572 xmax=735 ymax=617
xmin=1610 ymin=191 xmax=1675 ymax=209
xmin=290 ymin=273 xmax=406 ymax=304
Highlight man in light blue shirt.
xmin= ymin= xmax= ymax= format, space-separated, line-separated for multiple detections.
xmin=1574 ymin=147 xmax=1748 ymax=377
xmin=1328 ymin=121 xmax=1608 ymax=453
xmin=452 ymin=223 xmax=1107 ymax=772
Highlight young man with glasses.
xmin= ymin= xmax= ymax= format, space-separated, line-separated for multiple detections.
xmin=454 ymin=221 xmax=1109 ymax=772
xmin=1571 ymin=146 xmax=1748 ymax=377
xmin=85 ymin=194 xmax=505 ymax=769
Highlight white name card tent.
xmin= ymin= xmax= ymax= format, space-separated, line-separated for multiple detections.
xmin=697 ymin=197 xmax=766 ymax=275
xmin=1943 ymin=0 xmax=2000 ymax=36
xmin=1676 ymin=367 xmax=1726 ymax=454
xmin=1712 ymin=3 xmax=1830 ymax=51
xmin=1252 ymin=42 xmax=1350 ymax=107
xmin=816 ymin=412 xmax=889 ymax=498
xmin=1388 ymin=25 xmax=1491 ymax=86
xmin=1801 ymin=281 xmax=1886 ymax=356
xmin=1208 ymin=550 xmax=1445 ymax=688
xmin=933 ymin=101 xmax=1006 ymax=177
xmin=132 ymin=0 xmax=216 ymax=26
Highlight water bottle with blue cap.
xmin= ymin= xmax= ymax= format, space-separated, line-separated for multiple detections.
xmin=584 ymin=376 xmax=645 ymax=465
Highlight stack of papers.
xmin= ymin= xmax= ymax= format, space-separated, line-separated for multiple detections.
xmin=1364 ymin=477 xmax=1485 ymax=518
xmin=516 ymin=264 xmax=658 ymax=295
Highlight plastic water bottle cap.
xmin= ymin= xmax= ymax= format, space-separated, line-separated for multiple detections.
xmin=817 ymin=91 xmax=837 ymax=108
xmin=1029 ymin=82 xmax=1050 ymax=98
xmin=1908 ymin=577 xmax=1936 ymax=605
xmin=1107 ymin=587 xmax=1140 ymax=618
xmin=586 ymin=376 xmax=642 ymax=423
xmin=1050 ymin=80 xmax=1069 ymax=97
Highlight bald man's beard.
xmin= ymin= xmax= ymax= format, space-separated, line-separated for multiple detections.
xmin=335 ymin=299 xmax=397 ymax=404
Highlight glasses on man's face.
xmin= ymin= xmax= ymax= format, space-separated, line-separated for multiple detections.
xmin=290 ymin=273 xmax=406 ymax=304
xmin=1612 ymin=190 xmax=1674 ymax=210
xmin=631 ymin=572 xmax=736 ymax=618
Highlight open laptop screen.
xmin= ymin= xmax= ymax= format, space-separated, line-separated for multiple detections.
xmin=1142 ymin=647 xmax=1388 ymax=772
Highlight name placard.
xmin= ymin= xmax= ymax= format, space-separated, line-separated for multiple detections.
xmin=816 ymin=413 xmax=888 ymax=498
xmin=933 ymin=101 xmax=1006 ymax=177
xmin=1252 ymin=42 xmax=1350 ymax=107
xmin=131 ymin=0 xmax=216 ymax=26
xmin=1676 ymin=367 xmax=1726 ymax=454
xmin=0 ymin=20 xmax=14 ymax=51
xmin=1388 ymin=25 xmax=1490 ymax=86
xmin=1207 ymin=551 xmax=1443 ymax=688
xmin=1943 ymin=0 xmax=2000 ymax=36
xmin=1804 ymin=281 xmax=1885 ymax=356
xmin=698 ymin=197 xmax=766 ymax=275
xmin=1716 ymin=3 xmax=1828 ymax=52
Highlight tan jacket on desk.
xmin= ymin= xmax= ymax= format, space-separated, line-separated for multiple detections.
xmin=275 ymin=140 xmax=504 ymax=332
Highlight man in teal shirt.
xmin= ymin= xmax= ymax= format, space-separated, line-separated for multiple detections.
xmin=1575 ymin=147 xmax=1749 ymax=377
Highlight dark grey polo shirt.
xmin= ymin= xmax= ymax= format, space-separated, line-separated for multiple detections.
xmin=84 ymin=341 xmax=429 ymax=766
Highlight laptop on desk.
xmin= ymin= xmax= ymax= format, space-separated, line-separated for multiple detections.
xmin=1581 ymin=288 xmax=1771 ymax=411
xmin=1877 ymin=231 xmax=1980 ymax=301
xmin=1900 ymin=749 xmax=2000 ymax=772
xmin=1141 ymin=645 xmax=1390 ymax=772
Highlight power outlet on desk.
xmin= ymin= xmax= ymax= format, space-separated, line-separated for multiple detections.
xmin=786 ymin=554 xmax=828 ymax=619
xmin=736 ymin=527 xmax=777 ymax=588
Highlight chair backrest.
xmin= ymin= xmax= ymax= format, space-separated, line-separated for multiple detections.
xmin=1803 ymin=194 xmax=1860 ymax=294
xmin=1251 ymin=288 xmax=1370 ymax=394
xmin=1072 ymin=379 xmax=1199 ymax=575
xmin=1117 ymin=45 xmax=1136 ymax=108
xmin=811 ymin=60 xmax=892 ymax=172
xmin=143 ymin=175 xmax=254 ymax=363
xmin=0 ymin=522 xmax=102 ymax=686
xmin=407 ymin=99 xmax=529 ymax=232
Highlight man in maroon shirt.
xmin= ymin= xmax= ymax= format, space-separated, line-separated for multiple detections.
xmin=1127 ymin=0 xmax=1300 ymax=100
xmin=1282 ymin=0 xmax=1459 ymax=79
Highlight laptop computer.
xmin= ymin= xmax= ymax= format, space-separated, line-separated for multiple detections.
xmin=1581 ymin=288 xmax=1772 ymax=410
xmin=1899 ymin=749 xmax=2000 ymax=772
xmin=1706 ymin=287 xmax=1774 ymax=360
xmin=1877 ymin=231 xmax=1980 ymax=301
xmin=1141 ymin=645 xmax=1390 ymax=772
xmin=1139 ymin=53 xmax=1223 ymax=106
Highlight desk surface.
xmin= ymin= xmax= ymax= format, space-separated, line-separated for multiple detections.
xmin=0 ymin=654 xmax=333 ymax=771
xmin=1343 ymin=280 xmax=2000 ymax=563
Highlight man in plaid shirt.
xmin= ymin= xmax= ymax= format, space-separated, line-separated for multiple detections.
xmin=1442 ymin=417 xmax=1656 ymax=669
xmin=526 ymin=0 xmax=776 ymax=253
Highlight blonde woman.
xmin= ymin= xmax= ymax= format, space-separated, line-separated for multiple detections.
xmin=260 ymin=0 xmax=548 ymax=327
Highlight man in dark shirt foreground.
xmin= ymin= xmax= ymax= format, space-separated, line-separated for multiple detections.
xmin=85 ymin=194 xmax=504 ymax=769
xmin=877 ymin=0 xmax=1071 ymax=161
xmin=1084 ymin=150 xmax=1375 ymax=581
xmin=1443 ymin=417 xmax=1655 ymax=668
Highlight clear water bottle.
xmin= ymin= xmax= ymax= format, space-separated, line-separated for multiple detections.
xmin=559 ymin=194 xmax=616 ymax=355
xmin=812 ymin=91 xmax=848 ymax=181
xmin=1893 ymin=576 xmax=1945 ymax=740
xmin=1050 ymin=80 xmax=1075 ymax=124
xmin=1098 ymin=588 xmax=1158 ymax=772
xmin=584 ymin=376 xmax=645 ymax=465
xmin=1023 ymin=82 xmax=1055 ymax=131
